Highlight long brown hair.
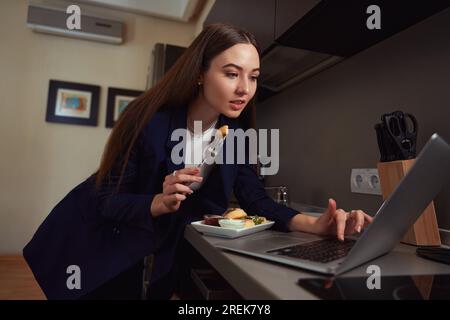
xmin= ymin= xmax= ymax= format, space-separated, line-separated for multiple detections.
xmin=93 ymin=23 xmax=260 ymax=191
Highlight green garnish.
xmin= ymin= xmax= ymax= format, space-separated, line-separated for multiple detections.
xmin=252 ymin=215 xmax=264 ymax=225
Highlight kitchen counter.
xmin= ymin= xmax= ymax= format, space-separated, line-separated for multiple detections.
xmin=184 ymin=213 xmax=450 ymax=299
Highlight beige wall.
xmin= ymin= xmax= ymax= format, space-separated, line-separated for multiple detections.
xmin=0 ymin=0 xmax=200 ymax=254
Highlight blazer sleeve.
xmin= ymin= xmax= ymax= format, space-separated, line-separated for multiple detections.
xmin=94 ymin=131 xmax=155 ymax=230
xmin=233 ymin=163 xmax=299 ymax=232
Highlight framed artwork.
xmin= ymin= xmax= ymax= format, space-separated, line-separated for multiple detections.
xmin=105 ymin=87 xmax=143 ymax=128
xmin=45 ymin=80 xmax=100 ymax=126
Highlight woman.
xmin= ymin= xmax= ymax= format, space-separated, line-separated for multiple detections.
xmin=23 ymin=23 xmax=373 ymax=300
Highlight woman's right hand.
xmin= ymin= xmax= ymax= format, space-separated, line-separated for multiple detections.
xmin=150 ymin=167 xmax=203 ymax=217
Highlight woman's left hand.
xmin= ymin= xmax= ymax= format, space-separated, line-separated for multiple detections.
xmin=312 ymin=198 xmax=373 ymax=241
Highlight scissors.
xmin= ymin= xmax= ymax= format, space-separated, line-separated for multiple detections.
xmin=381 ymin=111 xmax=418 ymax=160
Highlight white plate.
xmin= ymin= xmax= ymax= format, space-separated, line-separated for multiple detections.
xmin=191 ymin=220 xmax=275 ymax=239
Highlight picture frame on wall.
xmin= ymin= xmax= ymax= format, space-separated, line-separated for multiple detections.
xmin=106 ymin=87 xmax=144 ymax=128
xmin=45 ymin=80 xmax=100 ymax=126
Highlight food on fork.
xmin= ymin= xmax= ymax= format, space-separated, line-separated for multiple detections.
xmin=218 ymin=125 xmax=228 ymax=138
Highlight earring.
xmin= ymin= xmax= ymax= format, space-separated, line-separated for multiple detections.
xmin=198 ymin=81 xmax=202 ymax=86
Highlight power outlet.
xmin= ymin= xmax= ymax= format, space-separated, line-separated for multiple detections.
xmin=350 ymin=168 xmax=382 ymax=195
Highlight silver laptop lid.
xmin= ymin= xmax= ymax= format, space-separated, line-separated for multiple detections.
xmin=337 ymin=133 xmax=450 ymax=274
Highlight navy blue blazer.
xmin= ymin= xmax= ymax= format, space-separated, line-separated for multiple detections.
xmin=23 ymin=105 xmax=299 ymax=299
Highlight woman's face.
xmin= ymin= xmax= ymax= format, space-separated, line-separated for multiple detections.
xmin=200 ymin=43 xmax=260 ymax=118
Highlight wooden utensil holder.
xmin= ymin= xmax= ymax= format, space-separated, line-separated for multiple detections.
xmin=377 ymin=159 xmax=441 ymax=246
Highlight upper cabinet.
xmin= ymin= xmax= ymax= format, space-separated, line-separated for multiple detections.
xmin=204 ymin=0 xmax=450 ymax=101
xmin=204 ymin=0 xmax=317 ymax=54
xmin=276 ymin=0 xmax=450 ymax=57
xmin=205 ymin=0 xmax=450 ymax=57
xmin=274 ymin=0 xmax=320 ymax=39
xmin=204 ymin=0 xmax=276 ymax=54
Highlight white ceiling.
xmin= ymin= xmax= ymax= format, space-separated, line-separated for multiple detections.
xmin=77 ymin=0 xmax=202 ymax=22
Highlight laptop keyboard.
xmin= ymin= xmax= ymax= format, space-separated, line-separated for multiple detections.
xmin=267 ymin=238 xmax=356 ymax=263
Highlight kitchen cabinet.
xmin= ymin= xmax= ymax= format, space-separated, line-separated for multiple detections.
xmin=204 ymin=0 xmax=450 ymax=102
xmin=206 ymin=0 xmax=450 ymax=57
xmin=276 ymin=0 xmax=450 ymax=56
xmin=274 ymin=0 xmax=320 ymax=39
xmin=204 ymin=0 xmax=276 ymax=54
xmin=204 ymin=0 xmax=321 ymax=54
xmin=147 ymin=43 xmax=186 ymax=89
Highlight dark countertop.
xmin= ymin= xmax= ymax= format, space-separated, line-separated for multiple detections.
xmin=184 ymin=207 xmax=450 ymax=299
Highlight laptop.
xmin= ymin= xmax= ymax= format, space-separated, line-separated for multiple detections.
xmin=215 ymin=133 xmax=450 ymax=275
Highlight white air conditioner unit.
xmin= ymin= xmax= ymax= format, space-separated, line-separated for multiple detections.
xmin=26 ymin=4 xmax=124 ymax=45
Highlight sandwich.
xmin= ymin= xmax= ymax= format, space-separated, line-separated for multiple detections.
xmin=223 ymin=208 xmax=247 ymax=219
xmin=223 ymin=208 xmax=267 ymax=226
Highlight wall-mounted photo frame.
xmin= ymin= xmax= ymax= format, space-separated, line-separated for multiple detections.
xmin=46 ymin=80 xmax=100 ymax=126
xmin=106 ymin=87 xmax=144 ymax=128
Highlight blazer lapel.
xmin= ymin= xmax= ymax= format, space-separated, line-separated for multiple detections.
xmin=217 ymin=114 xmax=239 ymax=197
xmin=165 ymin=106 xmax=188 ymax=175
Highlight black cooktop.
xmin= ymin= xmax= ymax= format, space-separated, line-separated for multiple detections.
xmin=297 ymin=274 xmax=450 ymax=300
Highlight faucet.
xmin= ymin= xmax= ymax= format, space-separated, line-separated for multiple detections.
xmin=277 ymin=186 xmax=289 ymax=206
xmin=264 ymin=186 xmax=289 ymax=206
